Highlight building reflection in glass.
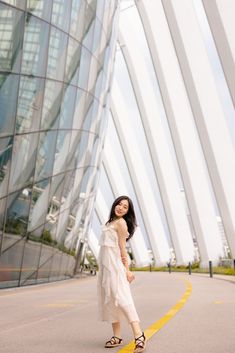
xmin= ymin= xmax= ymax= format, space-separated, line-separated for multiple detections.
xmin=0 ymin=0 xmax=119 ymax=288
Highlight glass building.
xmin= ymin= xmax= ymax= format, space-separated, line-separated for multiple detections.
xmin=0 ymin=0 xmax=119 ymax=288
xmin=1 ymin=0 xmax=235 ymax=289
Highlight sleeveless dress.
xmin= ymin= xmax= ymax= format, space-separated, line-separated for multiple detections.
xmin=97 ymin=223 xmax=140 ymax=323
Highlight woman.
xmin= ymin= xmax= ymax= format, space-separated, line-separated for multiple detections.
xmin=97 ymin=196 xmax=146 ymax=353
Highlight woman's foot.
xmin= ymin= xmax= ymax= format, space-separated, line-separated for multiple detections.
xmin=105 ymin=336 xmax=123 ymax=348
xmin=134 ymin=332 xmax=146 ymax=353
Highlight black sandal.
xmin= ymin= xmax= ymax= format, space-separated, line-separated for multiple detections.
xmin=105 ymin=336 xmax=123 ymax=348
xmin=134 ymin=332 xmax=146 ymax=353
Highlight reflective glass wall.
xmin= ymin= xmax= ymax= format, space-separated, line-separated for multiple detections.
xmin=0 ymin=0 xmax=119 ymax=288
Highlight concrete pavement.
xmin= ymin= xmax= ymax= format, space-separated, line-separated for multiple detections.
xmin=0 ymin=272 xmax=234 ymax=353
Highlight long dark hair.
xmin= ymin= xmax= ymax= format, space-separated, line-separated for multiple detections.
xmin=107 ymin=196 xmax=137 ymax=240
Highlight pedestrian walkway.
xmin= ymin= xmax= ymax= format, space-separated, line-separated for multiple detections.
xmin=0 ymin=272 xmax=234 ymax=353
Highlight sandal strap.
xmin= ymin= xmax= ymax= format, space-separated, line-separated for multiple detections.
xmin=106 ymin=336 xmax=122 ymax=345
xmin=135 ymin=332 xmax=146 ymax=348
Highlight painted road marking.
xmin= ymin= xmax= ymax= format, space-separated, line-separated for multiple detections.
xmin=118 ymin=277 xmax=192 ymax=353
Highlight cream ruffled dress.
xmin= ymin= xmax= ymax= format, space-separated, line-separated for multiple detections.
xmin=97 ymin=223 xmax=140 ymax=323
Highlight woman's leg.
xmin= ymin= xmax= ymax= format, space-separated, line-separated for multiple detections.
xmin=112 ymin=321 xmax=121 ymax=337
xmin=130 ymin=321 xmax=146 ymax=353
xmin=130 ymin=321 xmax=142 ymax=338
xmin=104 ymin=322 xmax=123 ymax=348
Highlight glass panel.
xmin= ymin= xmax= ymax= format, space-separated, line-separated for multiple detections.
xmin=0 ymin=74 xmax=19 ymax=137
xmin=91 ymin=17 xmax=102 ymax=58
xmin=28 ymin=178 xmax=51 ymax=234
xmin=96 ymin=0 xmax=105 ymax=22
xmin=0 ymin=137 xmax=13 ymax=198
xmin=67 ymin=130 xmax=82 ymax=170
xmin=47 ymin=27 xmax=68 ymax=81
xmin=9 ymin=133 xmax=39 ymax=193
xmin=55 ymin=209 xmax=70 ymax=250
xmin=64 ymin=36 xmax=81 ymax=85
xmin=16 ymin=76 xmax=44 ymax=133
xmin=0 ymin=238 xmax=25 ymax=288
xmin=73 ymin=88 xmax=87 ymax=130
xmin=0 ymin=4 xmax=24 ymax=72
xmin=58 ymin=253 xmax=69 ymax=278
xmin=3 ymin=187 xmax=31 ymax=244
xmin=44 ymin=173 xmax=65 ymax=243
xmin=82 ymin=3 xmax=95 ymax=52
xmin=41 ymin=79 xmax=63 ymax=130
xmin=35 ymin=130 xmax=57 ymax=182
xmin=0 ymin=0 xmax=26 ymax=10
xmin=53 ymin=130 xmax=71 ymax=175
xmin=77 ymin=47 xmax=91 ymax=90
xmin=94 ymin=68 xmax=104 ymax=100
xmin=87 ymin=0 xmax=97 ymax=12
xmin=51 ymin=0 xmax=72 ymax=33
xmin=49 ymin=249 xmax=62 ymax=280
xmin=70 ymin=0 xmax=86 ymax=42
xmin=59 ymin=84 xmax=76 ymax=129
xmin=27 ymin=0 xmax=52 ymax=22
xmin=61 ymin=170 xmax=75 ymax=207
xmin=0 ymin=197 xmax=7 ymax=232
xmin=76 ymin=131 xmax=92 ymax=167
xmin=19 ymin=238 xmax=41 ymax=286
xmin=90 ymin=135 xmax=101 ymax=167
xmin=21 ymin=14 xmax=50 ymax=76
xmin=87 ymin=56 xmax=98 ymax=96
xmin=37 ymin=248 xmax=54 ymax=282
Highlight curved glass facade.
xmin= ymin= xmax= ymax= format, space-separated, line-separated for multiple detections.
xmin=0 ymin=0 xmax=119 ymax=288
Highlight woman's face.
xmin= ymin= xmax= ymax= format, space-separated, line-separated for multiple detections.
xmin=114 ymin=199 xmax=129 ymax=218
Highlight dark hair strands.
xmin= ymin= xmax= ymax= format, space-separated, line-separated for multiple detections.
xmin=106 ymin=196 xmax=137 ymax=240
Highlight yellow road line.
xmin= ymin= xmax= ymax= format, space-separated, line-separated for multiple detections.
xmin=118 ymin=277 xmax=192 ymax=353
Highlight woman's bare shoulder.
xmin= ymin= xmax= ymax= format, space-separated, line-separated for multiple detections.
xmin=116 ymin=218 xmax=127 ymax=230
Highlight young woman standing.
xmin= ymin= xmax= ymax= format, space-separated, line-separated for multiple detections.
xmin=97 ymin=196 xmax=146 ymax=353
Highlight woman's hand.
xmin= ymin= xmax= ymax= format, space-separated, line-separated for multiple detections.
xmin=126 ymin=270 xmax=135 ymax=283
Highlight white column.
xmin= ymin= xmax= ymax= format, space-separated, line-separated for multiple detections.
xmin=118 ymin=30 xmax=195 ymax=265
xmin=102 ymin=143 xmax=150 ymax=267
xmin=202 ymin=0 xmax=235 ymax=106
xmin=110 ymin=84 xmax=171 ymax=266
xmin=162 ymin=0 xmax=235 ymax=258
xmin=137 ymin=0 xmax=224 ymax=265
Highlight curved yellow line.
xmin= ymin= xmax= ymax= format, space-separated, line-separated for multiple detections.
xmin=118 ymin=277 xmax=192 ymax=353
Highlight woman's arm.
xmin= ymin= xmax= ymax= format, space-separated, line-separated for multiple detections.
xmin=116 ymin=219 xmax=135 ymax=283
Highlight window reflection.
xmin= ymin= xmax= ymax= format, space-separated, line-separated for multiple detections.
xmin=16 ymin=76 xmax=44 ymax=133
xmin=0 ymin=4 xmax=24 ymax=72
xmin=47 ymin=28 xmax=68 ymax=81
xmin=21 ymin=14 xmax=49 ymax=76
xmin=59 ymin=85 xmax=76 ymax=129
xmin=0 ymin=197 xmax=7 ymax=232
xmin=53 ymin=130 xmax=71 ymax=175
xmin=65 ymin=37 xmax=81 ymax=85
xmin=82 ymin=2 xmax=95 ymax=52
xmin=51 ymin=0 xmax=72 ymax=33
xmin=28 ymin=178 xmax=51 ymax=234
xmin=0 ymin=238 xmax=25 ymax=287
xmin=9 ymin=133 xmax=39 ymax=193
xmin=41 ymin=79 xmax=63 ymax=130
xmin=4 ymin=188 xmax=31 ymax=238
xmin=78 ymin=47 xmax=91 ymax=91
xmin=0 ymin=137 xmax=13 ymax=198
xmin=1 ymin=0 xmax=26 ymax=9
xmin=27 ymin=0 xmax=52 ymax=22
xmin=70 ymin=0 xmax=86 ymax=42
xmin=35 ymin=131 xmax=57 ymax=182
xmin=0 ymin=74 xmax=19 ymax=137
xmin=73 ymin=88 xmax=87 ymax=130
